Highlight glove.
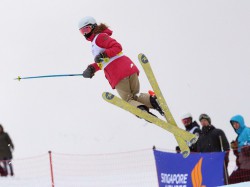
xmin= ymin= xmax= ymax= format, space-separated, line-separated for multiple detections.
xmin=82 ymin=65 xmax=95 ymax=78
xmin=230 ymin=140 xmax=238 ymax=150
xmin=94 ymin=52 xmax=108 ymax=63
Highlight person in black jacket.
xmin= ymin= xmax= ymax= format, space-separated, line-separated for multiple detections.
xmin=197 ymin=114 xmax=229 ymax=153
xmin=176 ymin=113 xmax=201 ymax=153
xmin=0 ymin=124 xmax=14 ymax=176
xmin=197 ymin=114 xmax=230 ymax=184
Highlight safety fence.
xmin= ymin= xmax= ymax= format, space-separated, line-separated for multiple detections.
xmin=0 ymin=149 xmax=157 ymax=187
xmin=0 ymin=147 xmax=249 ymax=187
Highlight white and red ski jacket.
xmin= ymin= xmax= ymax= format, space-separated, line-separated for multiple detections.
xmin=86 ymin=28 xmax=139 ymax=89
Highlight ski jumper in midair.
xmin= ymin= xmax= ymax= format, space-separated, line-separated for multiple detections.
xmin=78 ymin=16 xmax=162 ymax=115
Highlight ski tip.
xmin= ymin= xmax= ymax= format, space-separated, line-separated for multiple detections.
xmin=182 ymin=151 xmax=190 ymax=158
xmin=102 ymin=92 xmax=115 ymax=100
xmin=138 ymin=53 xmax=149 ymax=64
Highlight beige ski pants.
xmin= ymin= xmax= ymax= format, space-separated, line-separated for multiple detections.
xmin=115 ymin=73 xmax=153 ymax=108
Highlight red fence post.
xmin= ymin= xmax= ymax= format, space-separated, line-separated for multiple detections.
xmin=48 ymin=151 xmax=55 ymax=187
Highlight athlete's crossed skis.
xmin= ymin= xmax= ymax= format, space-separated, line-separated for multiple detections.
xmin=138 ymin=53 xmax=198 ymax=157
xmin=102 ymin=92 xmax=197 ymax=142
xmin=103 ymin=54 xmax=198 ymax=158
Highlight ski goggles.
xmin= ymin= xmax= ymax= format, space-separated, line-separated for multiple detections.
xmin=79 ymin=25 xmax=92 ymax=35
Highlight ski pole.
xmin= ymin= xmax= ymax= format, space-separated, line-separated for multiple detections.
xmin=14 ymin=73 xmax=83 ymax=81
xmin=219 ymin=136 xmax=229 ymax=185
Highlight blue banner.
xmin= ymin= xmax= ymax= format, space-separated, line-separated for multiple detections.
xmin=153 ymin=150 xmax=225 ymax=187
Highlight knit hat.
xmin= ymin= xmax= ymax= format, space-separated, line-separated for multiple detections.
xmin=199 ymin=114 xmax=211 ymax=124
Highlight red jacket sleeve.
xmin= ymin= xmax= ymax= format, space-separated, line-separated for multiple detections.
xmin=95 ymin=33 xmax=123 ymax=58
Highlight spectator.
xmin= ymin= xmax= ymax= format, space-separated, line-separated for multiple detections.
xmin=175 ymin=146 xmax=181 ymax=154
xmin=197 ymin=114 xmax=230 ymax=184
xmin=0 ymin=124 xmax=14 ymax=176
xmin=230 ymin=115 xmax=250 ymax=149
xmin=228 ymin=115 xmax=250 ymax=184
xmin=197 ymin=114 xmax=229 ymax=153
xmin=175 ymin=113 xmax=201 ymax=153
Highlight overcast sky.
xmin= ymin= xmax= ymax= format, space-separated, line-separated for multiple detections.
xmin=0 ymin=0 xmax=250 ymax=158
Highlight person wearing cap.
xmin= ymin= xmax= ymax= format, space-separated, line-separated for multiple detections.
xmin=0 ymin=124 xmax=14 ymax=176
xmin=197 ymin=114 xmax=230 ymax=184
xmin=228 ymin=115 xmax=250 ymax=184
xmin=176 ymin=113 xmax=201 ymax=153
xmin=78 ymin=16 xmax=163 ymax=118
xmin=197 ymin=114 xmax=229 ymax=153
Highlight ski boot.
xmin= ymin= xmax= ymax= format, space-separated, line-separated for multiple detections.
xmin=149 ymin=91 xmax=165 ymax=116
xmin=137 ymin=105 xmax=157 ymax=123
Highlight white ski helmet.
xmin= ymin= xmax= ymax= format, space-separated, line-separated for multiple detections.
xmin=78 ymin=16 xmax=97 ymax=29
xmin=181 ymin=113 xmax=193 ymax=120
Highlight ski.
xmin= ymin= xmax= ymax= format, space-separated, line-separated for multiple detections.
xmin=102 ymin=92 xmax=197 ymax=148
xmin=138 ymin=53 xmax=198 ymax=157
